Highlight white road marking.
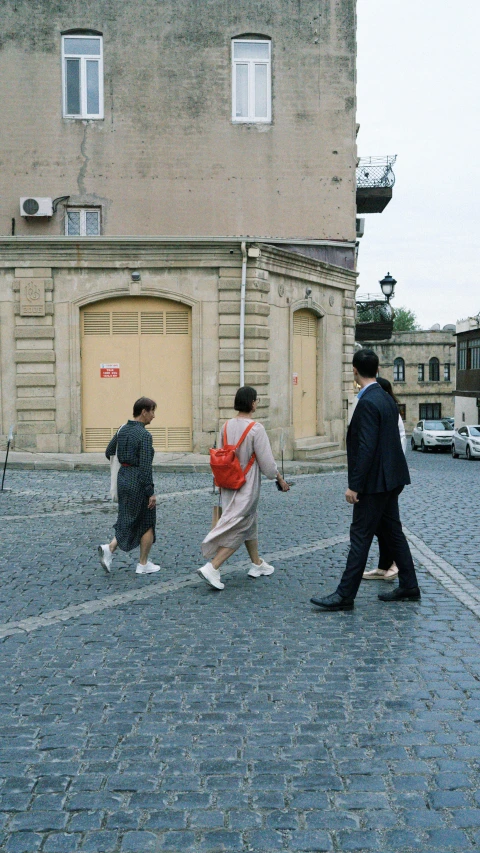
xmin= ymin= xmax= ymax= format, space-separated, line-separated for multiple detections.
xmin=404 ymin=526 xmax=480 ymax=618
xmin=0 ymin=487 xmax=214 ymax=521
xmin=0 ymin=535 xmax=349 ymax=638
xmin=1 ymin=509 xmax=480 ymax=638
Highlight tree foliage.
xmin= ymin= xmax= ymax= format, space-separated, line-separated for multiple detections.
xmin=393 ymin=306 xmax=420 ymax=332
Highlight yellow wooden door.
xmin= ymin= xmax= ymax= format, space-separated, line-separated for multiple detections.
xmin=81 ymin=296 xmax=192 ymax=451
xmin=293 ymin=309 xmax=317 ymax=439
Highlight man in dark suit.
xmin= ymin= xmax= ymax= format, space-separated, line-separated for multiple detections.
xmin=311 ymin=348 xmax=420 ymax=611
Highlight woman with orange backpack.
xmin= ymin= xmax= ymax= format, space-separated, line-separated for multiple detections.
xmin=198 ymin=386 xmax=290 ymax=590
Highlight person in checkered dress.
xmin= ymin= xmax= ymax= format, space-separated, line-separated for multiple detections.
xmin=98 ymin=397 xmax=160 ymax=576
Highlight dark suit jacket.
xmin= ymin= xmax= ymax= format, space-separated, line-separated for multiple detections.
xmin=347 ymin=382 xmax=411 ymax=494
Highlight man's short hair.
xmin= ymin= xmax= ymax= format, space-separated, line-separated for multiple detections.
xmin=133 ymin=397 xmax=157 ymax=417
xmin=352 ymin=348 xmax=379 ymax=378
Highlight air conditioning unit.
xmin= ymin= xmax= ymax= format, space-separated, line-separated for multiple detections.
xmin=356 ymin=217 xmax=365 ymax=238
xmin=20 ymin=197 xmax=53 ymax=217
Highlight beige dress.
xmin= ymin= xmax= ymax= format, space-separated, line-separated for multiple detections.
xmin=202 ymin=418 xmax=278 ymax=559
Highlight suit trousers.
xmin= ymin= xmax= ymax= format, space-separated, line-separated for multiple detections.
xmin=376 ymin=530 xmax=394 ymax=570
xmin=336 ymin=486 xmax=418 ymax=600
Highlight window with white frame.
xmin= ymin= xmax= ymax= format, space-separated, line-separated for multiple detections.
xmin=65 ymin=208 xmax=101 ymax=236
xmin=62 ymin=34 xmax=103 ymax=119
xmin=232 ymin=39 xmax=271 ymax=123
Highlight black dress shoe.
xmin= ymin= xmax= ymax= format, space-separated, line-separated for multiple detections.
xmin=378 ymin=586 xmax=421 ymax=602
xmin=310 ymin=592 xmax=354 ymax=610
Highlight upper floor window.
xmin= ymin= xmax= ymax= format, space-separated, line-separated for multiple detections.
xmin=458 ymin=340 xmax=467 ymax=370
xmin=429 ymin=357 xmax=440 ymax=381
xmin=444 ymin=363 xmax=451 ymax=381
xmin=393 ymin=357 xmax=405 ymax=382
xmin=62 ymin=34 xmax=103 ymax=119
xmin=232 ymin=39 xmax=271 ymax=123
xmin=468 ymin=337 xmax=480 ymax=370
xmin=65 ymin=208 xmax=101 ymax=236
xmin=418 ymin=363 xmax=424 ymax=382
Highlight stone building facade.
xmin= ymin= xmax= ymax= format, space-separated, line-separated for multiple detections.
xmin=0 ymin=0 xmax=358 ymax=456
xmin=367 ymin=331 xmax=456 ymax=433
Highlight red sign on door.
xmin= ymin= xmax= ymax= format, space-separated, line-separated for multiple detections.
xmin=292 ymin=373 xmax=298 ymax=386
xmin=100 ymin=363 xmax=120 ymax=378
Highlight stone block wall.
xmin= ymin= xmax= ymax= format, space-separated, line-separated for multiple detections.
xmin=0 ymin=239 xmax=357 ymax=455
xmin=218 ymin=267 xmax=271 ymax=429
xmin=12 ymin=268 xmax=58 ymax=451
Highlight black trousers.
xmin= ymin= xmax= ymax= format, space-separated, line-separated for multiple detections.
xmin=336 ymin=486 xmax=418 ymax=600
xmin=377 ymin=531 xmax=394 ymax=570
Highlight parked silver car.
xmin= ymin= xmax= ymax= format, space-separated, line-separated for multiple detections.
xmin=451 ymin=425 xmax=480 ymax=460
xmin=411 ymin=419 xmax=454 ymax=452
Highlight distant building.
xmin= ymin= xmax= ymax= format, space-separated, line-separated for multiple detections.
xmin=454 ymin=315 xmax=480 ymax=426
xmin=361 ymin=329 xmax=456 ymax=432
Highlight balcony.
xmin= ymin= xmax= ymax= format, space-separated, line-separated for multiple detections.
xmin=455 ymin=328 xmax=480 ymax=397
xmin=356 ymin=155 xmax=397 ymax=214
xmin=355 ymin=296 xmax=394 ymax=342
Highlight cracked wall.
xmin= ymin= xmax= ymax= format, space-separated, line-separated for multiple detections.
xmin=1 ymin=0 xmax=357 ymax=241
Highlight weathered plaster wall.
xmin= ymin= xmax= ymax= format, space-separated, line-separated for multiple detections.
xmin=454 ymin=396 xmax=478 ymax=427
xmin=1 ymin=0 xmax=357 ymax=241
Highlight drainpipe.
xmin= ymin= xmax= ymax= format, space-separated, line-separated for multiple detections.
xmin=240 ymin=241 xmax=247 ymax=387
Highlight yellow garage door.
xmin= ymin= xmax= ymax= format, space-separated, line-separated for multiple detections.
xmin=293 ymin=309 xmax=317 ymax=439
xmin=81 ymin=296 xmax=192 ymax=452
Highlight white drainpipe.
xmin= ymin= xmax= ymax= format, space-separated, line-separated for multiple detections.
xmin=240 ymin=241 xmax=247 ymax=386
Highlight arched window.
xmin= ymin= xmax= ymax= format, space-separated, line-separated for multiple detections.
xmin=429 ymin=357 xmax=440 ymax=381
xmin=62 ymin=30 xmax=103 ymax=119
xmin=232 ymin=36 xmax=271 ymax=123
xmin=393 ymin=357 xmax=405 ymax=382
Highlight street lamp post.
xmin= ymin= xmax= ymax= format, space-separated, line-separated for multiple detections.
xmin=379 ymin=272 xmax=397 ymax=302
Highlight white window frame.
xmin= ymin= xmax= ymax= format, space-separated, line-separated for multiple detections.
xmin=62 ymin=34 xmax=104 ymax=119
xmin=231 ymin=38 xmax=271 ymax=124
xmin=65 ymin=207 xmax=101 ymax=236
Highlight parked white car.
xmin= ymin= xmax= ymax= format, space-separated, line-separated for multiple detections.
xmin=451 ymin=425 xmax=480 ymax=460
xmin=411 ymin=419 xmax=454 ymax=452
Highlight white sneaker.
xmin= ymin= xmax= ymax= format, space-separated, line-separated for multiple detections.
xmin=98 ymin=544 xmax=113 ymax=574
xmin=135 ymin=561 xmax=161 ymax=575
xmin=198 ymin=563 xmax=224 ymax=590
xmin=248 ymin=559 xmax=275 ymax=578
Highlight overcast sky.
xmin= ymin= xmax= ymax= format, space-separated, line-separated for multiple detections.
xmin=356 ymin=0 xmax=480 ymax=329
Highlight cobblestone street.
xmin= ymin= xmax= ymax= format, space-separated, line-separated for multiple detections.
xmin=1 ymin=448 xmax=480 ymax=853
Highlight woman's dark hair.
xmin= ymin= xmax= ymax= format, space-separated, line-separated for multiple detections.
xmin=376 ymin=376 xmax=400 ymax=406
xmin=234 ymin=386 xmax=257 ymax=413
xmin=352 ymin=348 xmax=379 ymax=378
xmin=133 ymin=397 xmax=157 ymax=417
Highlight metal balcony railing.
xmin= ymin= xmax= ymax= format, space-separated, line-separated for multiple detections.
xmin=356 ymin=156 xmax=397 ymax=189
xmin=355 ymin=298 xmax=394 ymax=342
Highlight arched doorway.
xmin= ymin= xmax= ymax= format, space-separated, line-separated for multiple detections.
xmin=81 ymin=296 xmax=192 ymax=451
xmin=293 ymin=309 xmax=318 ymax=439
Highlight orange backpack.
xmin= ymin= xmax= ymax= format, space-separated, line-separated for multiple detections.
xmin=210 ymin=421 xmax=256 ymax=490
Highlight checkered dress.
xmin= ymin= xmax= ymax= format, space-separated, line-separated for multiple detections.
xmin=106 ymin=421 xmax=156 ymax=552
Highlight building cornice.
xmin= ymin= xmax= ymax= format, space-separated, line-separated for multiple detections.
xmin=0 ymin=237 xmax=358 ymax=287
xmin=256 ymin=243 xmax=358 ymax=288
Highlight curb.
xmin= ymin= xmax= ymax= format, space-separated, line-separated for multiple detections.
xmin=5 ymin=461 xmax=347 ymax=475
